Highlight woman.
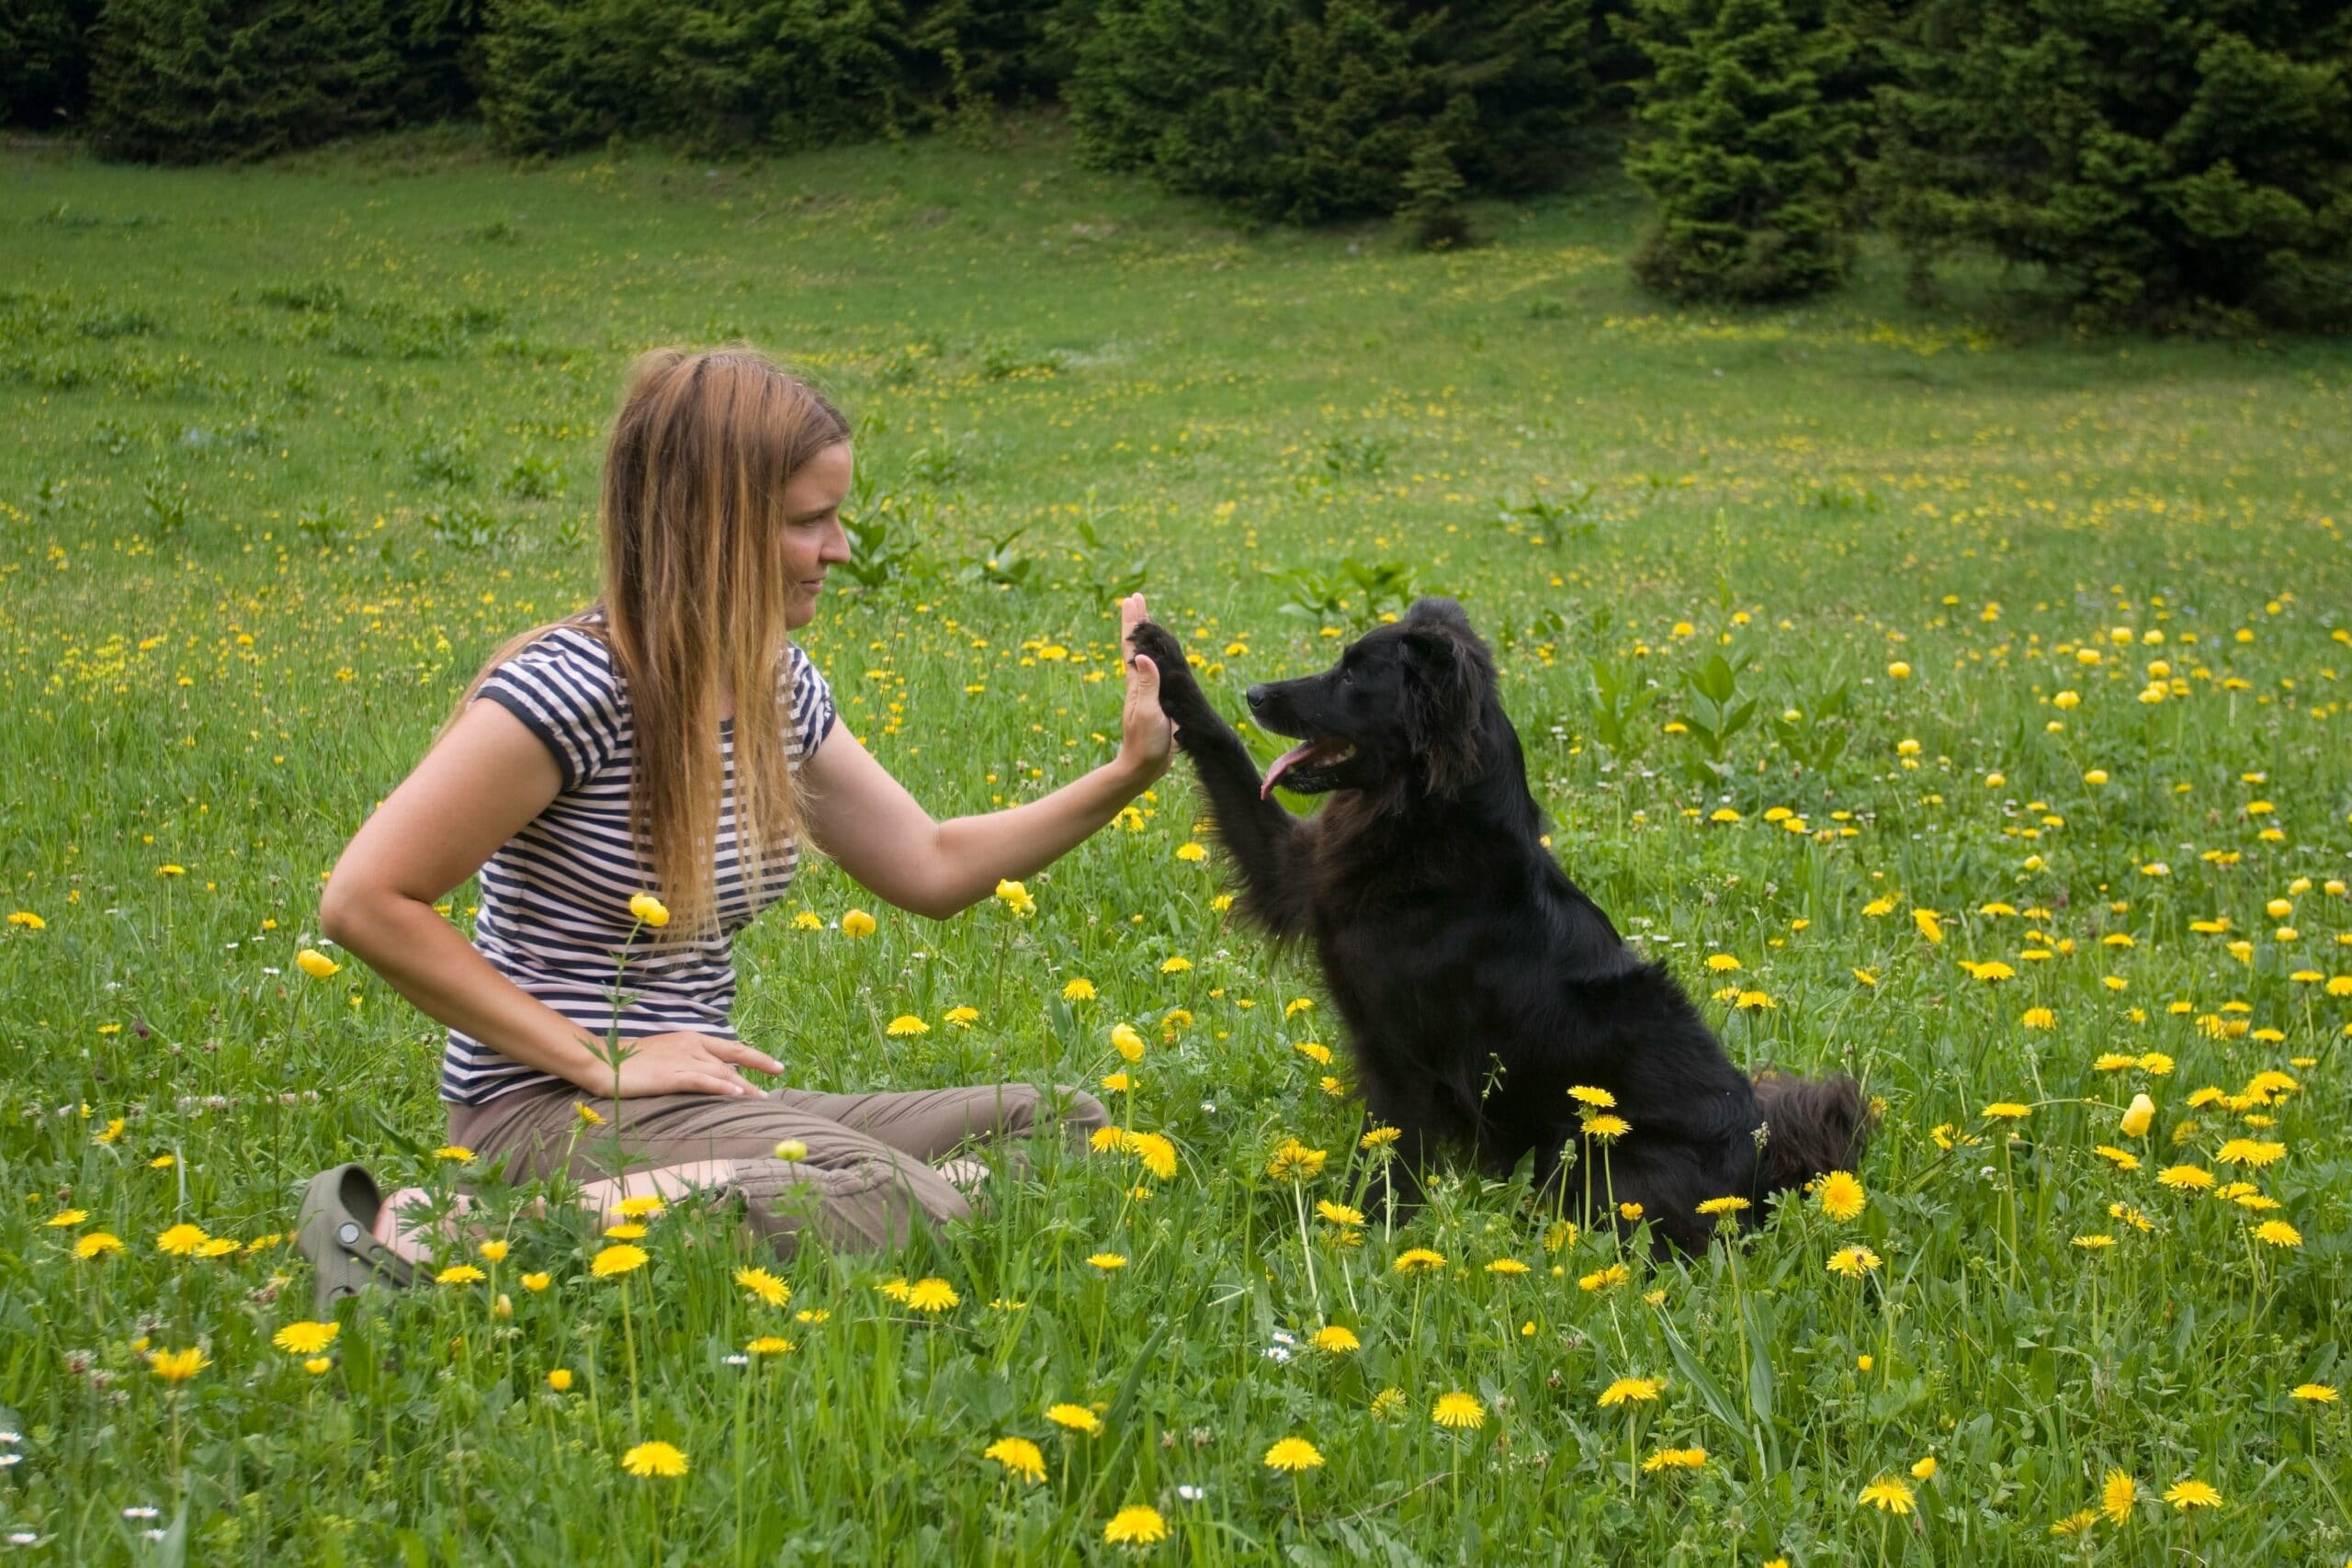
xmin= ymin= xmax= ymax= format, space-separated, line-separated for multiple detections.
xmin=297 ymin=346 xmax=1172 ymax=1308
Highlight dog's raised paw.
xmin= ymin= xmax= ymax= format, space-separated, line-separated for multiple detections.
xmin=1128 ymin=622 xmax=1207 ymax=712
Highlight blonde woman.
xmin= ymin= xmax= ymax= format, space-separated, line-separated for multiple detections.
xmin=296 ymin=347 xmax=1171 ymax=1308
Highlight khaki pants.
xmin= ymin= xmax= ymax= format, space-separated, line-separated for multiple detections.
xmin=447 ymin=1077 xmax=1108 ymax=1258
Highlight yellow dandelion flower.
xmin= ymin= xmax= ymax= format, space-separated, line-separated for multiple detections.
xmin=1263 ymin=1437 xmax=1324 ymax=1472
xmin=1312 ymin=1325 xmax=1361 ymax=1353
xmin=2162 ymin=1479 xmax=2221 ymax=1510
xmin=589 ymin=1244 xmax=648 ymax=1279
xmin=1858 ymin=1476 xmax=1916 ymax=1515
xmin=2101 ymin=1470 xmax=2138 ymax=1523
xmin=2253 ymin=1220 xmax=2302 ymax=1247
xmin=1431 ymin=1393 xmax=1486 ymax=1429
xmin=154 ymin=1223 xmax=209 ymax=1257
xmin=1826 ymin=1245 xmax=1882 ymax=1278
xmin=1597 ymin=1377 xmax=1664 ymax=1408
xmin=1393 ymin=1247 xmax=1446 ymax=1273
xmin=272 ymin=1321 xmax=338 ymax=1356
xmin=1062 ymin=977 xmax=1097 ymax=1001
xmin=1815 ymin=1170 xmax=1866 ymax=1222
xmin=147 ymin=1347 xmax=209 ymax=1383
xmin=1643 ymin=1447 xmax=1708 ymax=1472
xmin=1103 ymin=1504 xmax=1168 ymax=1545
xmin=907 ymin=1277 xmax=961 ymax=1311
xmin=1046 ymin=1403 xmax=1102 ymax=1436
xmin=984 ymin=1437 xmax=1046 ymax=1483
xmin=620 ymin=1440 xmax=687 ymax=1478
xmin=885 ymin=1014 xmax=930 ymax=1036
xmin=736 ymin=1266 xmax=791 ymax=1307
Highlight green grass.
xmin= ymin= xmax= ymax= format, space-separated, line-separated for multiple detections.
xmin=2 ymin=120 xmax=2349 ymax=1563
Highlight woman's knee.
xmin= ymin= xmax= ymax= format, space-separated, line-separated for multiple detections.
xmin=1046 ymin=1084 xmax=1110 ymax=1145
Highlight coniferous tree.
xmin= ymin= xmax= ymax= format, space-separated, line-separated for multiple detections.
xmin=3 ymin=0 xmax=101 ymax=129
xmin=1871 ymin=0 xmax=2352 ymax=330
xmin=1623 ymin=0 xmax=1856 ymax=301
xmin=87 ymin=0 xmax=401 ymax=163
xmin=1066 ymin=0 xmax=1592 ymax=224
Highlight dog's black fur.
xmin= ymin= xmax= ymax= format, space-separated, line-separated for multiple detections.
xmin=1130 ymin=598 xmax=1869 ymax=1252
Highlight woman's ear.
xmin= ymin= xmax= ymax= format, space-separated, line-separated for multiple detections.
xmin=1400 ymin=615 xmax=1492 ymax=798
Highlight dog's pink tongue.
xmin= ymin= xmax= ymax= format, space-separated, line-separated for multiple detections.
xmin=1261 ymin=739 xmax=1340 ymax=799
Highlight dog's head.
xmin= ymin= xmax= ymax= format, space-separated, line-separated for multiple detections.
xmin=1246 ymin=597 xmax=1497 ymax=800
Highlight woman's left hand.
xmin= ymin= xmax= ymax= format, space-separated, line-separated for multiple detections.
xmin=1116 ymin=592 xmax=1174 ymax=784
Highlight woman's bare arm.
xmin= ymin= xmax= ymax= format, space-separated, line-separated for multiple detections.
xmin=318 ymin=701 xmax=781 ymax=1098
xmin=799 ymin=593 xmax=1174 ymax=919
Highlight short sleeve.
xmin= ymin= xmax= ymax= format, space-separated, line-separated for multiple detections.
xmin=787 ymin=644 xmax=837 ymax=762
xmin=474 ymin=628 xmax=625 ymax=791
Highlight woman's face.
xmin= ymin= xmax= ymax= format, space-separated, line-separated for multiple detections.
xmin=780 ymin=443 xmax=854 ymax=630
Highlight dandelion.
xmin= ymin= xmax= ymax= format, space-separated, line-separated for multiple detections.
xmin=1826 ymin=1245 xmax=1882 ymax=1279
xmin=1122 ymin=1130 xmax=1178 ymax=1180
xmin=271 ymin=1321 xmax=338 ymax=1356
xmin=1262 ymin=1437 xmax=1323 ymax=1472
xmin=1815 ymin=1170 xmax=1866 ymax=1222
xmin=1704 ymin=953 xmax=1741 ymax=972
xmin=589 ymin=1244 xmax=648 ymax=1278
xmin=43 ymin=1210 xmax=85 ymax=1228
xmin=1312 ymin=1325 xmax=1360 ymax=1353
xmin=1913 ymin=908 xmax=1943 ymax=943
xmin=1695 ymin=1196 xmax=1748 ymax=1217
xmin=76 ymin=1233 xmax=124 ymax=1259
xmin=148 ymin=1348 xmax=208 ymax=1382
xmin=1430 ymin=1393 xmax=1485 ymax=1429
xmin=2101 ymin=1470 xmax=2137 ymax=1523
xmin=1360 ymin=1125 xmax=1401 ymax=1150
xmin=1315 ymin=1200 xmax=1364 ymax=1226
xmin=984 ymin=1437 xmax=1045 ymax=1483
xmin=294 ymin=947 xmax=341 ymax=978
xmin=1486 ymin=1258 xmax=1531 ymax=1275
xmin=944 ymin=1005 xmax=978 ymax=1026
xmin=1046 ymin=1403 xmax=1103 ymax=1436
xmin=436 ymin=1263 xmax=486 ymax=1286
xmin=1265 ymin=1140 xmax=1327 ymax=1180
xmin=901 ymin=1277 xmax=960 ymax=1312
xmin=1982 ymin=1101 xmax=2030 ymax=1121
xmin=620 ymin=1441 xmax=687 ymax=1478
xmin=1598 ymin=1377 xmax=1664 ymax=1408
xmin=1159 ymin=955 xmax=1192 ymax=973
xmin=574 ymin=1101 xmax=605 ymax=1126
xmin=1582 ymin=1113 xmax=1631 ymax=1140
xmin=6 ymin=911 xmax=45 ymax=929
xmin=2163 ymin=1479 xmax=2222 ymax=1510
xmin=1085 ymin=1253 xmax=1127 ymax=1273
xmin=746 ymin=1337 xmax=794 ymax=1355
xmin=627 ymin=893 xmax=670 ymax=928
xmin=2156 ymin=1165 xmax=2214 ymax=1191
xmin=1858 ymin=1476 xmax=1916 ymax=1515
xmin=1061 ymin=977 xmax=1096 ymax=1001
xmin=2290 ymin=1383 xmax=2337 ymax=1404
xmin=2253 ymin=1220 xmax=2302 ymax=1247
xmin=737 ymin=1267 xmax=791 ymax=1308
xmin=433 ymin=1145 xmax=474 ymax=1162
xmin=547 ymin=1368 xmax=573 ymax=1391
xmin=1643 ymin=1447 xmax=1707 ymax=1472
xmin=154 ymin=1224 xmax=209 ymax=1257
xmin=2094 ymin=1145 xmax=2141 ymax=1170
xmin=885 ymin=1014 xmax=929 ymax=1036
xmin=1579 ymin=1263 xmax=1631 ymax=1292
xmin=1568 ymin=1085 xmax=1617 ymax=1107
xmin=2215 ymin=1139 xmax=2285 ymax=1168
xmin=1393 ymin=1247 xmax=1446 ymax=1273
xmin=1103 ymin=1505 xmax=1169 ymax=1545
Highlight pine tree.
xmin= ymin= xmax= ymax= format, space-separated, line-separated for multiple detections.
xmin=3 ymin=0 xmax=102 ymax=129
xmin=1871 ymin=0 xmax=2352 ymax=331
xmin=1624 ymin=0 xmax=1856 ymax=301
xmin=87 ymin=0 xmax=401 ymax=163
xmin=1067 ymin=0 xmax=1592 ymax=224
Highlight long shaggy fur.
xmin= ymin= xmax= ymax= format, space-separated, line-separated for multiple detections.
xmin=1130 ymin=599 xmax=1870 ymax=1251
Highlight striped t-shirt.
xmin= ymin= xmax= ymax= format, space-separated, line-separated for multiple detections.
xmin=442 ymin=622 xmax=837 ymax=1106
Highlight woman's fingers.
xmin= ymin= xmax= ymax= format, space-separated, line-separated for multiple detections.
xmin=708 ymin=1038 xmax=784 ymax=1076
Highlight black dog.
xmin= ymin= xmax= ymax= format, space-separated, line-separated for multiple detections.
xmin=1129 ymin=598 xmax=1867 ymax=1252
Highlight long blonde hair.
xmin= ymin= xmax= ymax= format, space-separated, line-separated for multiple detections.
xmin=458 ymin=347 xmax=850 ymax=936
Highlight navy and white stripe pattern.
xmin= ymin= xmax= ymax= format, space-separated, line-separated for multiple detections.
xmin=443 ymin=623 xmax=836 ymax=1105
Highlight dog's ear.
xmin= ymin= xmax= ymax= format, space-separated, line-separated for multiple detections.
xmin=1398 ymin=607 xmax=1493 ymax=798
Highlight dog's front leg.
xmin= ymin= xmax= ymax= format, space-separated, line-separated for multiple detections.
xmin=1127 ymin=620 xmax=1311 ymax=935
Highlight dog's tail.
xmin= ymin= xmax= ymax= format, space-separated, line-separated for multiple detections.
xmin=1752 ymin=1071 xmax=1873 ymax=1191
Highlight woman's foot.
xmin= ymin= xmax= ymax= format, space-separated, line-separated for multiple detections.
xmin=368 ymin=1160 xmax=740 ymax=1266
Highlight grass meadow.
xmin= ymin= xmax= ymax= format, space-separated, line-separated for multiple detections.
xmin=3 ymin=121 xmax=2350 ymax=1563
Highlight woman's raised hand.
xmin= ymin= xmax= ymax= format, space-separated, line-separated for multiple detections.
xmin=600 ymin=1032 xmax=785 ymax=1098
xmin=1117 ymin=592 xmax=1175 ymax=784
